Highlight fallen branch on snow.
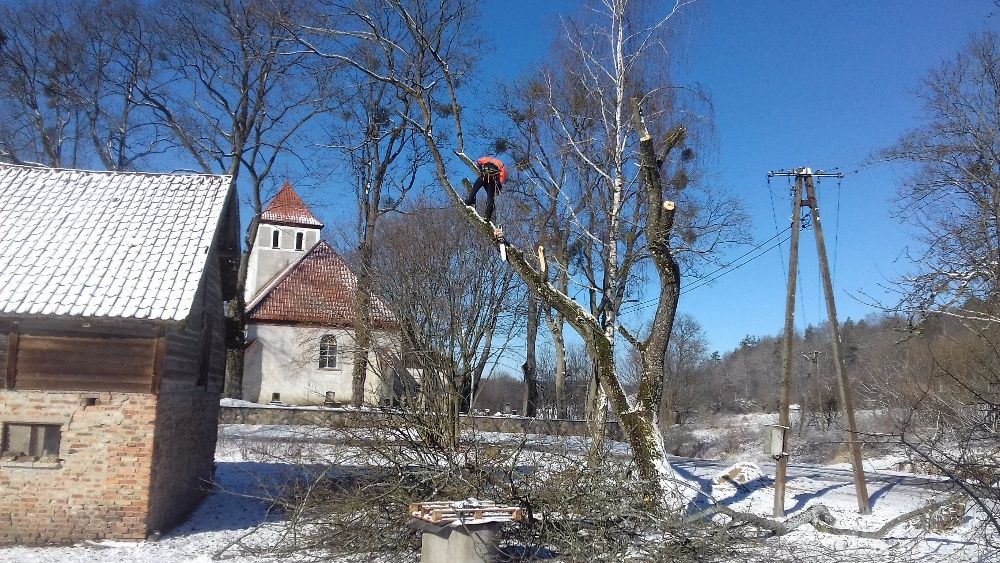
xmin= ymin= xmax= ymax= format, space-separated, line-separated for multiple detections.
xmin=683 ymin=494 xmax=966 ymax=539
xmin=683 ymin=502 xmax=834 ymax=536
xmin=813 ymin=494 xmax=966 ymax=539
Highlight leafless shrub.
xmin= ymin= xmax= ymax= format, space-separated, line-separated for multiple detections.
xmin=513 ymin=459 xmax=748 ymax=562
xmin=661 ymin=428 xmax=713 ymax=459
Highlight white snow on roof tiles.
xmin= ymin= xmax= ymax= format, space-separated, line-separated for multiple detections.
xmin=0 ymin=164 xmax=232 ymax=322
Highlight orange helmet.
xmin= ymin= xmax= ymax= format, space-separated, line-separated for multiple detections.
xmin=476 ymin=156 xmax=507 ymax=184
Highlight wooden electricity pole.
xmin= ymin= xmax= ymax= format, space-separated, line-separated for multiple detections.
xmin=804 ymin=173 xmax=871 ymax=514
xmin=768 ymin=167 xmax=871 ymax=516
xmin=774 ymin=174 xmax=803 ymax=518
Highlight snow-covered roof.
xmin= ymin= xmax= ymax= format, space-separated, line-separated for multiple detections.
xmin=259 ymin=181 xmax=323 ymax=228
xmin=0 ymin=164 xmax=232 ymax=322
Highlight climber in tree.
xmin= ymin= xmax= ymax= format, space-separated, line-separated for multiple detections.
xmin=464 ymin=156 xmax=506 ymax=224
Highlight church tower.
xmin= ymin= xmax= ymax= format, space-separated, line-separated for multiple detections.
xmin=245 ymin=182 xmax=323 ymax=300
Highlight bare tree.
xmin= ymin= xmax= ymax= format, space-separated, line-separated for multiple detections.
xmin=499 ymin=70 xmax=592 ymax=420
xmin=883 ymin=31 xmax=1000 ymax=322
xmin=372 ymin=205 xmax=521 ymax=448
xmin=878 ymin=34 xmax=1000 ymax=545
xmin=0 ymin=1 xmax=81 ymax=166
xmin=140 ymin=0 xmax=329 ymax=398
xmin=522 ymin=294 xmax=541 ymax=417
xmin=0 ymin=0 xmax=166 ymax=169
xmin=290 ymin=0 xmax=752 ymax=509
xmin=320 ymin=55 xmax=429 ymax=407
xmin=661 ymin=312 xmax=708 ymax=422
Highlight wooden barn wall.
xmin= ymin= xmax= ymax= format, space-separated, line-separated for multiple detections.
xmin=13 ymin=335 xmax=155 ymax=393
xmin=1 ymin=195 xmax=232 ymax=395
xmin=160 ymin=243 xmax=226 ymax=394
xmin=0 ymin=326 xmax=8 ymax=389
xmin=1 ymin=247 xmax=224 ymax=394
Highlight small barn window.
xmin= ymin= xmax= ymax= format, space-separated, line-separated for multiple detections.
xmin=271 ymin=229 xmax=280 ymax=249
xmin=319 ymin=335 xmax=338 ymax=369
xmin=1 ymin=423 xmax=61 ymax=461
xmin=295 ymin=232 xmax=304 ymax=251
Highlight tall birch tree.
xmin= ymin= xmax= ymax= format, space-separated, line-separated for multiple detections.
xmin=294 ymin=0 xmax=749 ymax=508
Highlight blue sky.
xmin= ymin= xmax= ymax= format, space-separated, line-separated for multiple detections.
xmin=12 ymin=1 xmax=995 ymax=356
xmin=674 ymin=1 xmax=998 ymax=353
xmin=466 ymin=1 xmax=999 ymax=354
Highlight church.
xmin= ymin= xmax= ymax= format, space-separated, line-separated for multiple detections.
xmin=242 ymin=183 xmax=400 ymax=406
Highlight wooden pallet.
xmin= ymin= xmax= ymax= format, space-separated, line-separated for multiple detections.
xmin=408 ymin=500 xmax=523 ymax=524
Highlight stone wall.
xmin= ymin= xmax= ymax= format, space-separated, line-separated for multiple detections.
xmin=146 ymin=390 xmax=221 ymax=534
xmin=0 ymin=391 xmax=156 ymax=544
xmin=219 ymin=404 xmax=624 ymax=441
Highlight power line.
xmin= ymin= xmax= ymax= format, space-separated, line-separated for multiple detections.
xmin=619 ymin=226 xmax=791 ymax=314
xmin=680 ymin=232 xmax=791 ymax=296
xmin=767 ymin=174 xmax=790 ymax=280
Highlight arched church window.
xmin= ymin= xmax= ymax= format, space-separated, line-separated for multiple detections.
xmin=271 ymin=229 xmax=280 ymax=249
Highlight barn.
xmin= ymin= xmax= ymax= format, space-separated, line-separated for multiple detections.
xmin=0 ymin=164 xmax=238 ymax=544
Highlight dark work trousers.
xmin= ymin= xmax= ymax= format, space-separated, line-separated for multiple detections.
xmin=465 ymin=176 xmax=501 ymax=223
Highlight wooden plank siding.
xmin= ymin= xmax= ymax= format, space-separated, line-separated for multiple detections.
xmin=0 ymin=331 xmax=8 ymax=389
xmin=13 ymin=335 xmax=156 ymax=393
xmin=2 ymin=322 xmax=17 ymax=390
xmin=159 ymin=243 xmax=226 ymax=394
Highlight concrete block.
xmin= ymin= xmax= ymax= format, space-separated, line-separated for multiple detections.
xmin=409 ymin=519 xmax=501 ymax=563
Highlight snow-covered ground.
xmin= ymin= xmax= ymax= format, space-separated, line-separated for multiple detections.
xmin=0 ymin=423 xmax=993 ymax=562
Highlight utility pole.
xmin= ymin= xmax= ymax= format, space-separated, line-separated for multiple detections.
xmin=804 ymin=173 xmax=871 ymax=514
xmin=768 ymin=167 xmax=871 ymax=516
xmin=774 ymin=173 xmax=802 ymax=518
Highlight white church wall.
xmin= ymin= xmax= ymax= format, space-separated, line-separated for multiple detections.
xmin=243 ymin=324 xmax=395 ymax=406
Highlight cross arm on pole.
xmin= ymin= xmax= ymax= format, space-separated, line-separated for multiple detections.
xmin=768 ymin=168 xmax=844 ymax=179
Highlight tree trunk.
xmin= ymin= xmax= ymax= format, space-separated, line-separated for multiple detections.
xmin=585 ymin=364 xmax=608 ymax=464
xmin=545 ymin=308 xmax=568 ymax=418
xmin=223 ymin=300 xmax=245 ymax=398
xmin=449 ymin=371 xmax=463 ymax=449
xmin=459 ymin=370 xmax=473 ymax=412
xmin=522 ymin=295 xmax=540 ymax=417
xmin=223 ymin=206 xmax=255 ymax=399
xmin=469 ymin=324 xmax=496 ymax=411
xmin=352 ymin=233 xmax=376 ymax=407
xmin=590 ymin=333 xmax=683 ymax=508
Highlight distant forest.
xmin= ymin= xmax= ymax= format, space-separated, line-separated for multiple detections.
xmin=476 ymin=305 xmax=999 ymax=434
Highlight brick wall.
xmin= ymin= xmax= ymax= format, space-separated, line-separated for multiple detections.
xmin=0 ymin=391 xmax=156 ymax=544
xmin=146 ymin=390 xmax=220 ymax=533
xmin=0 ymin=389 xmax=221 ymax=545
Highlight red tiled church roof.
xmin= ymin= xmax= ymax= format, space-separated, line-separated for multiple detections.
xmin=247 ymin=241 xmax=397 ymax=328
xmin=260 ymin=181 xmax=324 ymax=228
